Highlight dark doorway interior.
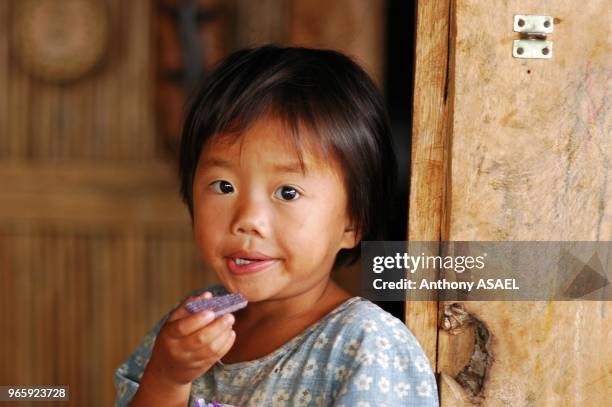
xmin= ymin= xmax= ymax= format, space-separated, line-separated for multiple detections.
xmin=375 ymin=0 xmax=416 ymax=320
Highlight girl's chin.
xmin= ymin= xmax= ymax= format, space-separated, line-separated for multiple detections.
xmin=220 ymin=281 xmax=279 ymax=301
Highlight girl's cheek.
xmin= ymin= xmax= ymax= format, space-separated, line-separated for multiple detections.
xmin=193 ymin=226 xmax=207 ymax=255
xmin=277 ymin=203 xmax=308 ymax=229
xmin=199 ymin=199 xmax=228 ymax=225
xmin=194 ymin=210 xmax=219 ymax=252
xmin=196 ymin=232 xmax=218 ymax=266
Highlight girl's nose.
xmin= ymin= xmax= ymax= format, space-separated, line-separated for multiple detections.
xmin=230 ymin=195 xmax=269 ymax=237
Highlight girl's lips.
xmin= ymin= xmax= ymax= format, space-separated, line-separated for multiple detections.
xmin=226 ymin=257 xmax=279 ymax=275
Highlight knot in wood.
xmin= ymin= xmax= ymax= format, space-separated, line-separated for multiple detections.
xmin=441 ymin=302 xmax=472 ymax=335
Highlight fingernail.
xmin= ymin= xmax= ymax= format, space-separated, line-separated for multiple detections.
xmin=224 ymin=314 xmax=234 ymax=325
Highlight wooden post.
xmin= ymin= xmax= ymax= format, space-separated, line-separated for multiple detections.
xmin=407 ymin=0 xmax=454 ymax=371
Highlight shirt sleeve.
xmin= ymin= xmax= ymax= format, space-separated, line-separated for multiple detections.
xmin=114 ymin=313 xmax=170 ymax=406
xmin=332 ymin=342 xmax=439 ymax=407
xmin=114 ymin=286 xmax=222 ymax=406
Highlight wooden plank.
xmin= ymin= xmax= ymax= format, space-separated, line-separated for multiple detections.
xmin=232 ymin=0 xmax=289 ymax=47
xmin=0 ymin=230 xmax=6 ymax=377
xmin=63 ymin=76 xmax=93 ymax=159
xmin=0 ymin=162 xmax=191 ymax=227
xmin=89 ymin=232 xmax=105 ymax=404
xmin=0 ymin=0 xmax=8 ymax=158
xmin=289 ymin=0 xmax=385 ymax=87
xmin=439 ymin=0 xmax=611 ymax=405
xmin=8 ymin=53 xmax=30 ymax=160
xmin=31 ymin=230 xmax=44 ymax=388
xmin=407 ymin=0 xmax=454 ymax=371
xmin=103 ymin=232 xmax=118 ymax=406
xmin=14 ymin=224 xmax=33 ymax=385
xmin=130 ymin=0 xmax=154 ymax=162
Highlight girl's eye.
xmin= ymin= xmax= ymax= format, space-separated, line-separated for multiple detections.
xmin=210 ymin=180 xmax=234 ymax=194
xmin=274 ymin=186 xmax=300 ymax=201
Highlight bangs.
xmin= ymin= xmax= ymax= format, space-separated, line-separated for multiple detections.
xmin=204 ymin=94 xmax=340 ymax=176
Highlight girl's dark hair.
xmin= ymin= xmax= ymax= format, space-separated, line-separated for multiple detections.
xmin=179 ymin=45 xmax=397 ymax=268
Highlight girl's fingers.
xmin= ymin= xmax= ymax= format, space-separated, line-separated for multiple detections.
xmin=185 ymin=313 xmax=235 ymax=350
xmin=207 ymin=326 xmax=235 ymax=354
xmin=168 ymin=310 xmax=217 ymax=339
xmin=168 ymin=291 xmax=213 ymax=322
xmin=217 ymin=329 xmax=237 ymax=356
xmin=193 ymin=326 xmax=236 ymax=359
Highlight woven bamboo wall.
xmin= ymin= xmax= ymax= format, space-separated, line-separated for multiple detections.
xmin=0 ymin=1 xmax=212 ymax=405
xmin=0 ymin=223 xmax=215 ymax=406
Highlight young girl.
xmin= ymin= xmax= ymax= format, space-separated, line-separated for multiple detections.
xmin=115 ymin=45 xmax=439 ymax=406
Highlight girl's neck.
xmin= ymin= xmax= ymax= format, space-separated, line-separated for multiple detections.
xmin=235 ymin=278 xmax=352 ymax=328
xmin=221 ymin=279 xmax=353 ymax=364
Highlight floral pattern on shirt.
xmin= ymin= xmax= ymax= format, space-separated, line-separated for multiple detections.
xmin=114 ymin=285 xmax=439 ymax=406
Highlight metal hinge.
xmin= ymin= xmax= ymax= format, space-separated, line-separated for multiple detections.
xmin=512 ymin=15 xmax=554 ymax=59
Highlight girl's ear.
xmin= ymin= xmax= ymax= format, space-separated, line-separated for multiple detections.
xmin=340 ymin=224 xmax=361 ymax=250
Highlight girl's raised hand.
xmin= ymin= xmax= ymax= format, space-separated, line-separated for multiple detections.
xmin=142 ymin=291 xmax=237 ymax=387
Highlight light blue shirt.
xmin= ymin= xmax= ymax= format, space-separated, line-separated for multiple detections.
xmin=115 ymin=285 xmax=439 ymax=406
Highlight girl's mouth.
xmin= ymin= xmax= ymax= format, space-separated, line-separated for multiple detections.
xmin=226 ymin=257 xmax=279 ymax=275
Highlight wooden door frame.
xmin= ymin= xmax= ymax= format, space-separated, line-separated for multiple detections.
xmin=406 ymin=0 xmax=455 ymax=371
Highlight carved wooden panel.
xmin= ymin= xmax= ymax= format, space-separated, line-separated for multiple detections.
xmin=1 ymin=0 xmax=163 ymax=161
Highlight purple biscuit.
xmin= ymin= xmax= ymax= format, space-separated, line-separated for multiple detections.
xmin=184 ymin=293 xmax=248 ymax=318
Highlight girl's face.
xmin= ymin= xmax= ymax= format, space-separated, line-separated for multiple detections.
xmin=192 ymin=118 xmax=358 ymax=302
